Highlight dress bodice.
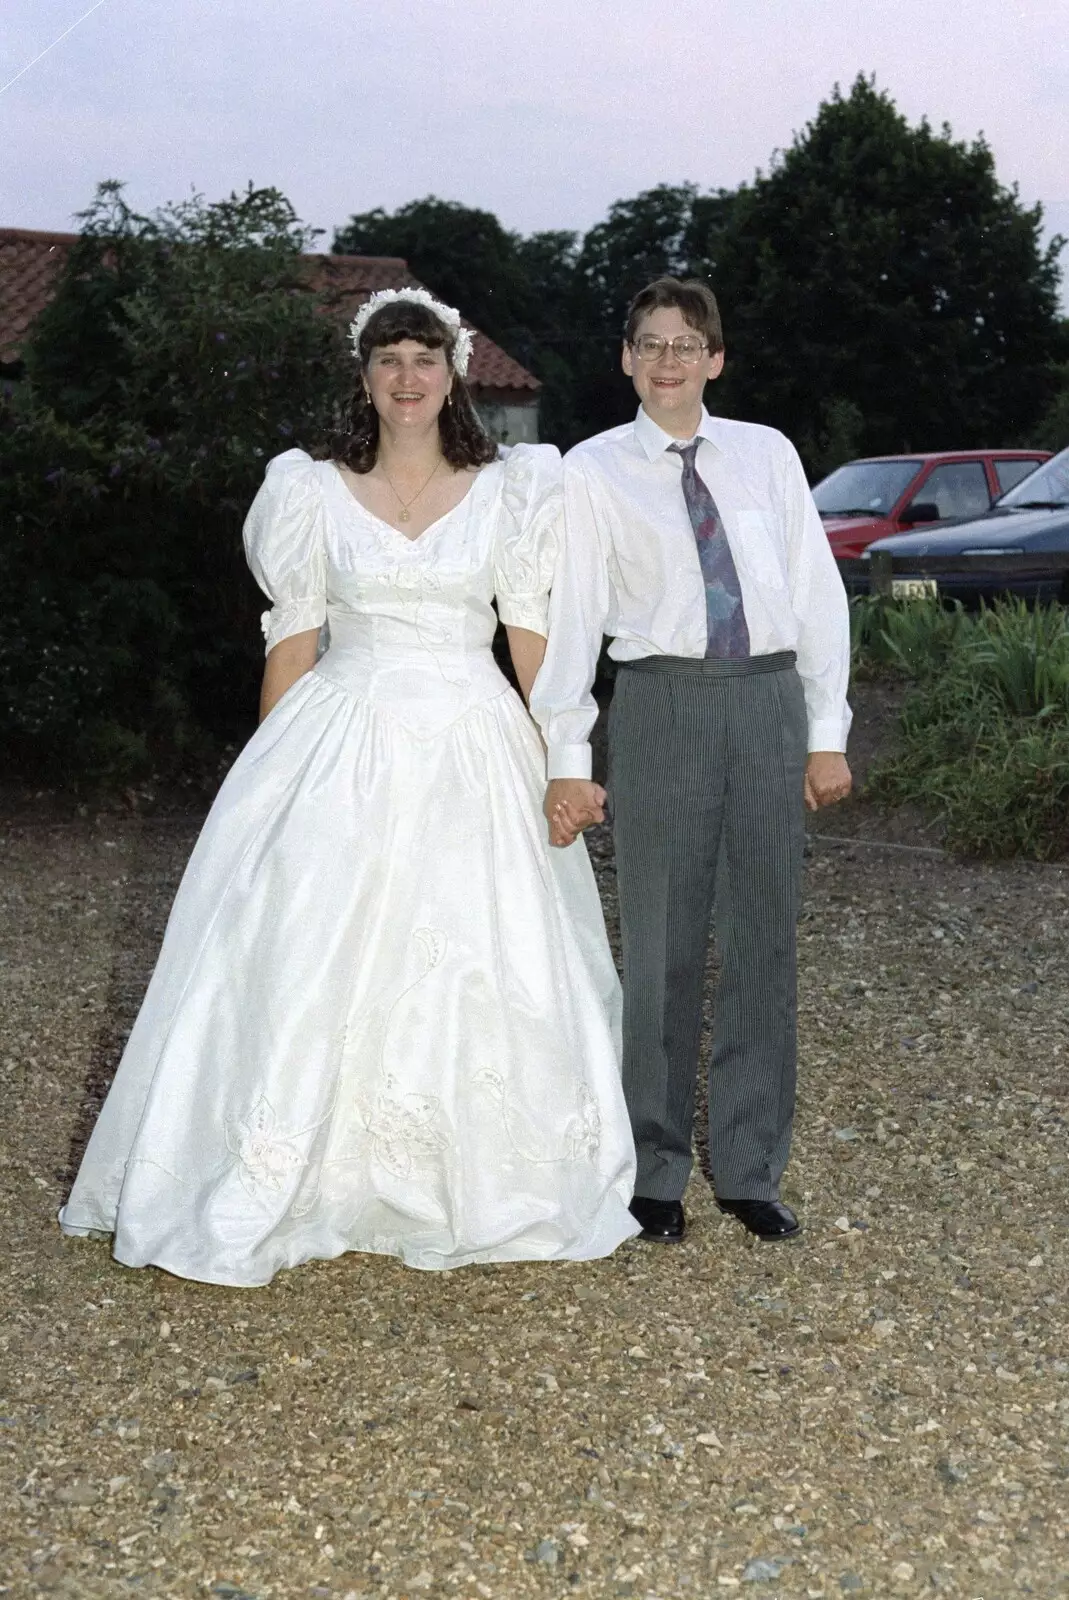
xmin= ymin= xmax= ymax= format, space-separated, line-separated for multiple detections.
xmin=245 ymin=446 xmax=558 ymax=651
xmin=243 ymin=446 xmax=561 ymax=736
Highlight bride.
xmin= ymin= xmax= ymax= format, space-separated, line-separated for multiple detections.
xmin=59 ymin=287 xmax=639 ymax=1284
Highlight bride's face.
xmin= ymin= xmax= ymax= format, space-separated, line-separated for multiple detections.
xmin=365 ymin=340 xmax=453 ymax=432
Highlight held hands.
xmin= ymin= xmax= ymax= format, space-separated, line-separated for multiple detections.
xmin=804 ymin=752 xmax=852 ymax=812
xmin=544 ymin=779 xmax=607 ymax=848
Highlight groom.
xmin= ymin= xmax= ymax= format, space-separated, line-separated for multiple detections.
xmin=531 ymin=277 xmax=852 ymax=1244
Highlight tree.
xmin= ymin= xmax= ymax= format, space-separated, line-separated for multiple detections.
xmin=1036 ymin=376 xmax=1069 ymax=452
xmin=329 ymin=83 xmax=1065 ymax=462
xmin=333 ymin=197 xmax=534 ymax=352
xmin=3 ymin=182 xmax=349 ymax=782
xmin=576 ymin=185 xmax=696 ymax=313
xmin=705 ymin=77 xmax=1067 ymax=465
xmin=1034 ymin=329 xmax=1069 ymax=451
xmin=512 ymin=230 xmax=585 ymax=442
xmin=568 ymin=185 xmax=705 ymax=437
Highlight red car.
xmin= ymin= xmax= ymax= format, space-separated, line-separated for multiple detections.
xmin=813 ymin=450 xmax=1051 ymax=559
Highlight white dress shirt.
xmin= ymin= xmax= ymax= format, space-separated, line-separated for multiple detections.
xmin=531 ymin=405 xmax=852 ymax=779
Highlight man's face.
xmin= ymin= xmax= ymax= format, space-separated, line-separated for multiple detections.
xmin=622 ymin=306 xmax=724 ymax=435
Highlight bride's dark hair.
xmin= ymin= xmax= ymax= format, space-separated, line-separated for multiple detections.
xmin=329 ymin=300 xmax=498 ymax=474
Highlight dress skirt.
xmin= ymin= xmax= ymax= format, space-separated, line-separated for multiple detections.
xmin=59 ymin=642 xmax=639 ymax=1284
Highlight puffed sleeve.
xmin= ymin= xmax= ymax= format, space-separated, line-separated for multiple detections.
xmin=242 ymin=449 xmax=328 ymax=654
xmin=493 ymin=443 xmax=563 ymax=638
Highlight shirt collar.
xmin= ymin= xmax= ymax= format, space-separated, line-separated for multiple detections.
xmin=634 ymin=403 xmax=723 ymax=462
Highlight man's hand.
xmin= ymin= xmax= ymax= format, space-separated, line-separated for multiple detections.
xmin=804 ymin=752 xmax=852 ymax=812
xmin=544 ymin=778 xmax=607 ymax=847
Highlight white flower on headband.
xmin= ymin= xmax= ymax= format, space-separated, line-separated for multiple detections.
xmin=348 ymin=288 xmax=475 ymax=377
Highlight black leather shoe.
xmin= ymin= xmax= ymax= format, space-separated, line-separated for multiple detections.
xmin=716 ymin=1197 xmax=801 ymax=1241
xmin=629 ymin=1195 xmax=685 ymax=1242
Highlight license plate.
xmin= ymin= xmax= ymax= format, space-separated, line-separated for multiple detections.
xmin=891 ymin=578 xmax=938 ymax=600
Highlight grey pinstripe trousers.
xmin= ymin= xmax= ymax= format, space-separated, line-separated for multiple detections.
xmin=608 ymin=652 xmax=807 ymax=1203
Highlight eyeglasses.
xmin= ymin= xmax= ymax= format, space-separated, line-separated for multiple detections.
xmin=630 ymin=334 xmax=709 ymax=364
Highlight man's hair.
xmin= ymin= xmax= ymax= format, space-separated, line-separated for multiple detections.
xmin=624 ymin=277 xmax=724 ymax=355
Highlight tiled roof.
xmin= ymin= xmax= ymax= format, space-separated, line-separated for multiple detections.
xmin=0 ymin=228 xmax=79 ymax=359
xmin=301 ymin=253 xmax=418 ymax=301
xmin=307 ymin=253 xmax=540 ymax=394
xmin=0 ymin=229 xmax=539 ymax=394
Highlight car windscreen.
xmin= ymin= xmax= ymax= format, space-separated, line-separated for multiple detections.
xmin=812 ymin=460 xmax=919 ymax=518
xmin=996 ymin=446 xmax=1069 ymax=509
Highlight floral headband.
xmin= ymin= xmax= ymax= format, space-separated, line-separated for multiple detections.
xmin=348 ymin=288 xmax=475 ymax=378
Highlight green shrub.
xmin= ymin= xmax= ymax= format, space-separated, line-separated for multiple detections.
xmin=2 ymin=182 xmax=351 ymax=784
xmin=862 ymin=598 xmax=1069 ymax=858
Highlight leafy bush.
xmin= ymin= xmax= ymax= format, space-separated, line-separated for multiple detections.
xmin=858 ymin=598 xmax=1069 ymax=858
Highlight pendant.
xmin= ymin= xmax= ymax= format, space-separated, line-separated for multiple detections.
xmin=398 ymin=508 xmax=410 ymax=522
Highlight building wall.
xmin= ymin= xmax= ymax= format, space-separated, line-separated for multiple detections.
xmin=474 ymin=401 xmax=539 ymax=446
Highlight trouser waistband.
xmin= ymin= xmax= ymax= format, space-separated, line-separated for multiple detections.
xmin=620 ymin=650 xmax=797 ymax=678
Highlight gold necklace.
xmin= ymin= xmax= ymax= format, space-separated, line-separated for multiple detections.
xmin=379 ymin=456 xmax=445 ymax=524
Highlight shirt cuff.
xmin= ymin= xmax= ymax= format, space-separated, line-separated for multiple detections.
xmin=546 ymin=743 xmax=593 ymax=780
xmin=807 ymin=716 xmax=850 ymax=755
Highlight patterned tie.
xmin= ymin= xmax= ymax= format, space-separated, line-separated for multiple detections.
xmin=669 ymin=440 xmax=750 ymax=659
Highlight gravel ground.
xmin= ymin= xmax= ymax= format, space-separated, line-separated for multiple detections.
xmin=2 ymin=763 xmax=1069 ymax=1599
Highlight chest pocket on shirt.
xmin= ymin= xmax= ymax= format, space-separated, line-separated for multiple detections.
xmin=733 ymin=510 xmax=786 ymax=588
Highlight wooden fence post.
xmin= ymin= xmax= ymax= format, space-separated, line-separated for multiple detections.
xmin=870 ymin=550 xmax=893 ymax=598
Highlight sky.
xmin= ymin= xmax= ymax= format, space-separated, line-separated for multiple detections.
xmin=3 ymin=0 xmax=1068 ymax=299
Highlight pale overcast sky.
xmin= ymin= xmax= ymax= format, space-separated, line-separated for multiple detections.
xmin=3 ymin=0 xmax=1067 ymax=296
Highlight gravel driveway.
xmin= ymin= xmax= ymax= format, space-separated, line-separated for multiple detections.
xmin=1 ymin=798 xmax=1067 ymax=1599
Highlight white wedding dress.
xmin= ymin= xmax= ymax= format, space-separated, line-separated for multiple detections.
xmin=60 ymin=446 xmax=639 ymax=1284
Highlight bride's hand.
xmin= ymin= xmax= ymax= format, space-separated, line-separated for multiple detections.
xmin=545 ymin=780 xmax=606 ymax=847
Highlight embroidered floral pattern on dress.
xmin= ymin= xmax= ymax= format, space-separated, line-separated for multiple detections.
xmin=413 ymin=567 xmax=474 ymax=689
xmin=358 ymin=1074 xmax=448 ymax=1179
xmin=411 ymin=926 xmax=447 ymax=973
xmin=475 ymin=1069 xmax=602 ymax=1164
xmin=225 ymin=1095 xmax=319 ymax=1197
xmin=307 ymin=927 xmax=452 ymax=1195
xmin=565 ymin=1082 xmax=602 ymax=1161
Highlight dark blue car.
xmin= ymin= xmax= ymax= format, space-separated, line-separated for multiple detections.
xmin=864 ymin=446 xmax=1069 ymax=603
